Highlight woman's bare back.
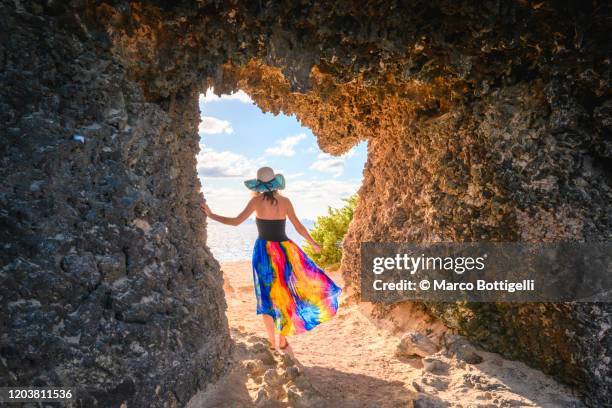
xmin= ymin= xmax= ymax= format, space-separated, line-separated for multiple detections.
xmin=200 ymin=189 xmax=320 ymax=251
xmin=253 ymin=193 xmax=290 ymax=220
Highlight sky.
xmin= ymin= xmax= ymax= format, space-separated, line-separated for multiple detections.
xmin=197 ymin=88 xmax=367 ymax=220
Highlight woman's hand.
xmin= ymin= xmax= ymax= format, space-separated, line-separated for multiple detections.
xmin=310 ymin=242 xmax=321 ymax=253
xmin=200 ymin=203 xmax=212 ymax=216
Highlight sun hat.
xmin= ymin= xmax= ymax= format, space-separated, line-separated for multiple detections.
xmin=244 ymin=166 xmax=286 ymax=192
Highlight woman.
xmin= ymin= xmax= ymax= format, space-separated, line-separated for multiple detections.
xmin=200 ymin=166 xmax=342 ymax=350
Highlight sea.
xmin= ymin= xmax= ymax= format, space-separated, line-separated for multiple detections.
xmin=207 ymin=218 xmax=315 ymax=261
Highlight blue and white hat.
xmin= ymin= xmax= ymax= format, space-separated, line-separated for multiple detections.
xmin=244 ymin=166 xmax=286 ymax=192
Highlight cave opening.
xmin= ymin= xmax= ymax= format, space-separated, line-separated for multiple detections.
xmin=196 ymin=84 xmax=367 ymax=341
xmin=196 ymin=85 xmax=367 ymax=246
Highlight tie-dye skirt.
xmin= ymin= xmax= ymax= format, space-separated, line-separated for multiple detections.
xmin=252 ymin=238 xmax=342 ymax=336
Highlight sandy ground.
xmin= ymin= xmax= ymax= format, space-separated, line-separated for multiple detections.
xmin=187 ymin=261 xmax=584 ymax=408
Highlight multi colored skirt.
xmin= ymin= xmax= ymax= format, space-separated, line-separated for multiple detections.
xmin=252 ymin=238 xmax=342 ymax=336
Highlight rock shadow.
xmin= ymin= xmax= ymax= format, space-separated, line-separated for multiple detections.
xmin=300 ymin=365 xmax=440 ymax=408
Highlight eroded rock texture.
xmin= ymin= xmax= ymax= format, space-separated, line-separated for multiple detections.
xmin=0 ymin=3 xmax=229 ymax=407
xmin=1 ymin=0 xmax=610 ymax=406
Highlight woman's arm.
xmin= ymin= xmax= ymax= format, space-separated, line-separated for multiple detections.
xmin=286 ymin=198 xmax=321 ymax=252
xmin=200 ymin=198 xmax=255 ymax=226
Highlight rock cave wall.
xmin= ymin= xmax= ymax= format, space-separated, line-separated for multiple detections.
xmin=1 ymin=0 xmax=610 ymax=406
xmin=0 ymin=2 xmax=230 ymax=407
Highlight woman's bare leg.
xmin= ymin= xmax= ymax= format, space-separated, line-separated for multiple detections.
xmin=262 ymin=315 xmax=276 ymax=347
xmin=278 ymin=334 xmax=287 ymax=348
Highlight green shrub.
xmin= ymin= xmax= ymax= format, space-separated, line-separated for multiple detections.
xmin=303 ymin=195 xmax=357 ymax=270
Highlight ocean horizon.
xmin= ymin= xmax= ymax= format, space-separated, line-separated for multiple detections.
xmin=206 ymin=218 xmax=315 ymax=262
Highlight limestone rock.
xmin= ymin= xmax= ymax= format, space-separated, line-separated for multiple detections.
xmin=0 ymin=3 xmax=230 ymax=406
xmin=253 ymin=389 xmax=270 ymax=407
xmin=444 ymin=334 xmax=484 ymax=364
xmin=1 ymin=0 xmax=610 ymax=406
xmin=422 ymin=357 xmax=449 ymax=374
xmin=397 ymin=332 xmax=439 ymax=358
xmin=280 ymin=353 xmax=295 ymax=367
xmin=413 ymin=393 xmax=449 ymax=408
xmin=455 ymin=345 xmax=483 ymax=365
xmin=263 ymin=368 xmax=282 ymax=387
xmin=421 ymin=376 xmax=449 ymax=391
xmin=245 ymin=359 xmax=265 ymax=377
xmin=283 ymin=365 xmax=301 ymax=381
xmin=286 ymin=384 xmax=329 ymax=408
xmin=255 ymin=349 xmax=277 ymax=366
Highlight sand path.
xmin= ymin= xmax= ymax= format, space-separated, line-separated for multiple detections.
xmin=188 ymin=261 xmax=584 ymax=408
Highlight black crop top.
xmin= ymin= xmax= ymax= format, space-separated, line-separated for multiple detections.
xmin=256 ymin=218 xmax=289 ymax=242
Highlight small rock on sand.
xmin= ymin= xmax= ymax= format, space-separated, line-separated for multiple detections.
xmin=444 ymin=334 xmax=483 ymax=364
xmin=284 ymin=365 xmax=300 ymax=380
xmin=245 ymin=359 xmax=265 ymax=377
xmin=422 ymin=375 xmax=449 ymax=391
xmin=422 ymin=357 xmax=449 ymax=374
xmin=263 ymin=368 xmax=282 ymax=387
xmin=396 ymin=331 xmax=439 ymax=358
xmin=413 ymin=392 xmax=449 ymax=408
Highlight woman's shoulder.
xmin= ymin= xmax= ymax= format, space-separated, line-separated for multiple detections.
xmin=248 ymin=194 xmax=262 ymax=204
xmin=276 ymin=193 xmax=291 ymax=204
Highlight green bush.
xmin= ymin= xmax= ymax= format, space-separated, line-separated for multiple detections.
xmin=303 ymin=195 xmax=357 ymax=270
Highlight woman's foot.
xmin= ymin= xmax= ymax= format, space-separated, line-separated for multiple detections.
xmin=262 ymin=315 xmax=277 ymax=350
xmin=278 ymin=336 xmax=289 ymax=350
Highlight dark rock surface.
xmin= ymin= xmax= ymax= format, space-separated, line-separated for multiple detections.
xmin=0 ymin=3 xmax=229 ymax=406
xmin=1 ymin=0 xmax=610 ymax=406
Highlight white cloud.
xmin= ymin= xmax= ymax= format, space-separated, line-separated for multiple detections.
xmin=286 ymin=179 xmax=359 ymax=198
xmin=310 ymin=157 xmax=345 ymax=176
xmin=200 ymin=88 xmax=253 ymax=104
xmin=199 ymin=185 xmax=253 ymax=218
xmin=309 ymin=148 xmax=358 ymax=177
xmin=196 ymin=146 xmax=259 ymax=178
xmin=265 ymin=133 xmax=307 ymax=157
xmin=284 ymin=178 xmax=361 ymax=219
xmin=201 ymin=186 xmax=251 ymax=200
xmin=199 ymin=116 xmax=233 ymax=135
